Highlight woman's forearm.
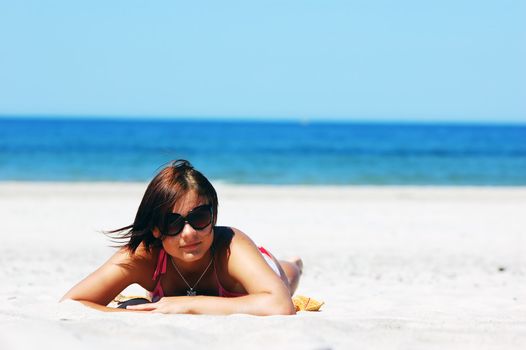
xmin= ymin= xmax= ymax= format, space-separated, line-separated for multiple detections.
xmin=188 ymin=294 xmax=295 ymax=316
xmin=127 ymin=293 xmax=296 ymax=316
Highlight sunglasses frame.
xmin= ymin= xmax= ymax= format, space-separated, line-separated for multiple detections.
xmin=162 ymin=204 xmax=213 ymax=237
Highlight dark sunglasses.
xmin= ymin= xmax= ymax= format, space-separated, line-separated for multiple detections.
xmin=162 ymin=204 xmax=213 ymax=236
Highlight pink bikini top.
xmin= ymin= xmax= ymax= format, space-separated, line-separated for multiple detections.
xmin=151 ymin=248 xmax=245 ymax=302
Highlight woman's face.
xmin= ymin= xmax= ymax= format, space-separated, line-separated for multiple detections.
xmin=155 ymin=190 xmax=214 ymax=263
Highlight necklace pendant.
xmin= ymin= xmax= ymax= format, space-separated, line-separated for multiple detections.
xmin=187 ymin=289 xmax=197 ymax=296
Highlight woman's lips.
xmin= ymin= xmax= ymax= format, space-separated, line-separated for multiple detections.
xmin=180 ymin=242 xmax=201 ymax=249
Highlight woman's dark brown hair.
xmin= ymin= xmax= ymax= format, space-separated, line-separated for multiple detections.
xmin=108 ymin=159 xmax=218 ymax=253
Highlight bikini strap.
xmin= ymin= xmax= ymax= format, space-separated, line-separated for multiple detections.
xmin=152 ymin=248 xmax=167 ymax=281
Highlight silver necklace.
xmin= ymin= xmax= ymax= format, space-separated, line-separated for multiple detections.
xmin=170 ymin=256 xmax=213 ymax=296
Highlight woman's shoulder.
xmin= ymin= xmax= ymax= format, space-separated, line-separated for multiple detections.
xmin=109 ymin=243 xmax=159 ymax=271
xmin=108 ymin=243 xmax=160 ymax=287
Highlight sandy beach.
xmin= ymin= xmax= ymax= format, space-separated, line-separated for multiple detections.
xmin=1 ymin=183 xmax=525 ymax=349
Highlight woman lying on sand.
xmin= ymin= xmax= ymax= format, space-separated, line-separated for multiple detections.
xmin=61 ymin=160 xmax=302 ymax=315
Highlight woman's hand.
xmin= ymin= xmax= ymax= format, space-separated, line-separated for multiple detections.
xmin=126 ymin=296 xmax=191 ymax=314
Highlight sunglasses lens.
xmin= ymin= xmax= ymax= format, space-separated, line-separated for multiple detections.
xmin=188 ymin=206 xmax=212 ymax=229
xmin=166 ymin=215 xmax=185 ymax=236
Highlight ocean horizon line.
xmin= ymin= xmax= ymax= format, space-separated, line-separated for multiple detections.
xmin=1 ymin=114 xmax=525 ymax=127
xmin=2 ymin=180 xmax=526 ymax=189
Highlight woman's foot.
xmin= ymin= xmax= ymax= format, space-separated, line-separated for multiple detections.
xmin=287 ymin=256 xmax=303 ymax=275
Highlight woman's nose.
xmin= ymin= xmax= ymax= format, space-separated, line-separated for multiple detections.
xmin=179 ymin=221 xmax=198 ymax=237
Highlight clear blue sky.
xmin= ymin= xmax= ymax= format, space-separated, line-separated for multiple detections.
xmin=0 ymin=0 xmax=524 ymax=123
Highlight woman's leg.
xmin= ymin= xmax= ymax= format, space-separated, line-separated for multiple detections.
xmin=264 ymin=249 xmax=303 ymax=295
xmin=278 ymin=257 xmax=303 ymax=295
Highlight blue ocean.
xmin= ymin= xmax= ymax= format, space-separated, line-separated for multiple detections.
xmin=0 ymin=117 xmax=525 ymax=185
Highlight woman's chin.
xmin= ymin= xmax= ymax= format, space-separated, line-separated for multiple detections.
xmin=181 ymin=252 xmax=203 ymax=261
xmin=179 ymin=248 xmax=209 ymax=262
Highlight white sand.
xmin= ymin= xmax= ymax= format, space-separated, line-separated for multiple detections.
xmin=1 ymin=183 xmax=525 ymax=349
